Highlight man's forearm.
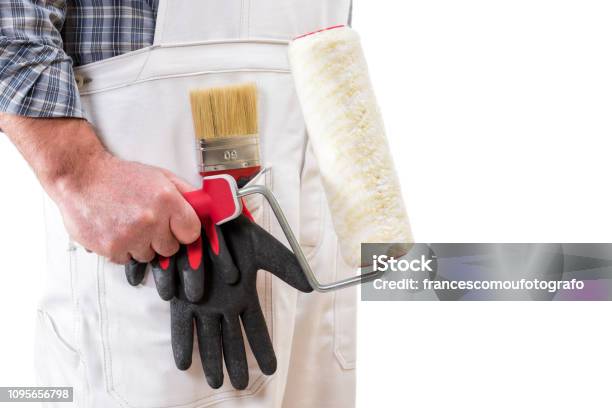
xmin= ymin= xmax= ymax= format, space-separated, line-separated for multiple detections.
xmin=0 ymin=113 xmax=108 ymax=198
xmin=0 ymin=112 xmax=200 ymax=263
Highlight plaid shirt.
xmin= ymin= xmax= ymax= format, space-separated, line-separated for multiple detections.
xmin=0 ymin=0 xmax=158 ymax=118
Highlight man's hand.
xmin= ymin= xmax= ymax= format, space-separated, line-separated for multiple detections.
xmin=59 ymin=155 xmax=201 ymax=263
xmin=0 ymin=114 xmax=201 ymax=264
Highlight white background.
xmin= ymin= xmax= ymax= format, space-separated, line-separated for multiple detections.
xmin=1 ymin=1 xmax=612 ymax=407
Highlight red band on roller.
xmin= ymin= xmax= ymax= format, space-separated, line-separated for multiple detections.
xmin=293 ymin=25 xmax=345 ymax=40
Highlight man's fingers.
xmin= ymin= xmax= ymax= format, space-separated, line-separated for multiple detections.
xmin=129 ymin=246 xmax=156 ymax=263
xmin=151 ymin=232 xmax=180 ymax=257
xmin=162 ymin=170 xmax=201 ymax=244
xmin=170 ymin=198 xmax=201 ymax=245
xmin=109 ymin=252 xmax=132 ymax=265
xmin=163 ymin=169 xmax=197 ymax=194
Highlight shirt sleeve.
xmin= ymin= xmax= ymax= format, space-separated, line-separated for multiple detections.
xmin=0 ymin=0 xmax=84 ymax=118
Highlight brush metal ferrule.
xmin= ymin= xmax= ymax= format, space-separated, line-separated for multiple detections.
xmin=198 ymin=135 xmax=260 ymax=173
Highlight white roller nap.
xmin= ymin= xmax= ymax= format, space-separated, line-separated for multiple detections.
xmin=289 ymin=26 xmax=413 ymax=267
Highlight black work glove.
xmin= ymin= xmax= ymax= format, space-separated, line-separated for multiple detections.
xmin=125 ymin=223 xmax=238 ymax=302
xmin=171 ymin=214 xmax=313 ymax=390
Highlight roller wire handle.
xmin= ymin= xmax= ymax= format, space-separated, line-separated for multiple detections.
xmin=236 ymin=182 xmax=382 ymax=293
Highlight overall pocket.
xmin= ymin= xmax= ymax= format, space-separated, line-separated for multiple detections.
xmin=35 ymin=310 xmax=84 ymax=406
xmin=299 ymin=142 xmax=325 ymax=257
xmin=299 ymin=142 xmax=357 ymax=370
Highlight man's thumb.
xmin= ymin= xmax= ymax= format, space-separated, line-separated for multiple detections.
xmin=164 ymin=170 xmax=201 ymax=244
xmin=163 ymin=169 xmax=197 ymax=194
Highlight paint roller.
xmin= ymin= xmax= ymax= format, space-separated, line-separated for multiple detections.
xmin=288 ymin=25 xmax=413 ymax=269
xmin=193 ymin=25 xmax=412 ymax=291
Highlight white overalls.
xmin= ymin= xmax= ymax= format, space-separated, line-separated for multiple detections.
xmin=36 ymin=1 xmax=357 ymax=407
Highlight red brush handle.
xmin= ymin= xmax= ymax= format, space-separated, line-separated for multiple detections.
xmin=181 ymin=175 xmax=242 ymax=257
xmin=293 ymin=24 xmax=345 ymax=40
xmin=202 ymin=165 xmax=261 ymax=189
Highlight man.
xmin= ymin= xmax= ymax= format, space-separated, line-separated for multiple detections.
xmin=0 ymin=1 xmax=356 ymax=407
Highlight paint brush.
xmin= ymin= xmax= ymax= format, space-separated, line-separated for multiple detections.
xmin=190 ymin=83 xmax=261 ymax=187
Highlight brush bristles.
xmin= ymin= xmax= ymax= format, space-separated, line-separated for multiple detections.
xmin=190 ymin=83 xmax=258 ymax=140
